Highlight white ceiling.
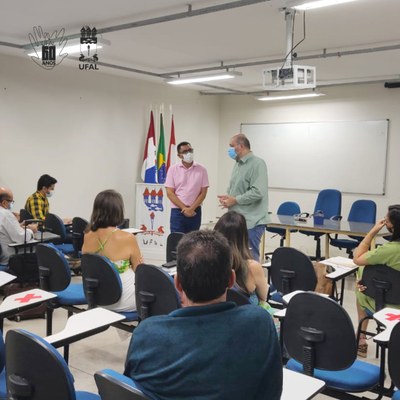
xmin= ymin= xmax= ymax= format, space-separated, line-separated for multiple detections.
xmin=1 ymin=0 xmax=399 ymax=95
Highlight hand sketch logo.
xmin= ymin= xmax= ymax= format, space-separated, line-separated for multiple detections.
xmin=28 ymin=26 xmax=68 ymax=70
xmin=79 ymin=26 xmax=99 ymax=70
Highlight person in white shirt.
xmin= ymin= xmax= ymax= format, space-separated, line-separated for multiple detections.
xmin=0 ymin=187 xmax=38 ymax=267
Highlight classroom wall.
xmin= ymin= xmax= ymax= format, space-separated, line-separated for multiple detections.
xmin=218 ymin=83 xmax=400 ymax=255
xmin=0 ymin=54 xmax=221 ymax=226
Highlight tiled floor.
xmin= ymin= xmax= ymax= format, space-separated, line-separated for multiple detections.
xmin=1 ymin=268 xmax=386 ymax=398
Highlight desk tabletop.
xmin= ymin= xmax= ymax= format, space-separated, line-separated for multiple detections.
xmin=0 ymin=288 xmax=56 ymax=314
xmin=0 ymin=271 xmax=16 ymax=287
xmin=320 ymin=257 xmax=359 ymax=280
xmin=8 ymin=231 xmax=60 ymax=248
xmin=122 ymin=228 xmax=143 ymax=235
xmin=45 ymin=307 xmax=125 ymax=347
xmin=267 ymin=215 xmax=387 ymax=236
xmin=282 ymin=369 xmax=325 ymax=400
xmin=373 ymin=307 xmax=400 ymax=343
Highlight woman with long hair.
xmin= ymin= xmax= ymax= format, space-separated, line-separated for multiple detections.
xmin=214 ymin=210 xmax=268 ymax=305
xmin=82 ymin=189 xmax=142 ymax=312
xmin=354 ymin=204 xmax=400 ymax=357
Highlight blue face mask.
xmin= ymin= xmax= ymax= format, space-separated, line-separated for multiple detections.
xmin=228 ymin=147 xmax=237 ymax=160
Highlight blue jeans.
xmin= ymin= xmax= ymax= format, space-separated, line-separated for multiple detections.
xmin=248 ymin=224 xmax=266 ymax=261
xmin=170 ymin=207 xmax=202 ymax=233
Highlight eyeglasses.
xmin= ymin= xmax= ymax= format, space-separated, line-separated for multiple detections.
xmin=5 ymin=199 xmax=15 ymax=205
xmin=179 ymin=149 xmax=194 ymax=155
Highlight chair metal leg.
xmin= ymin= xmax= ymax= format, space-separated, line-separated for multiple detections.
xmin=46 ymin=308 xmax=54 ymax=336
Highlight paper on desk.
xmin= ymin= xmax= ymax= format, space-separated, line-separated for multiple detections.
xmin=320 ymin=256 xmax=357 ymax=270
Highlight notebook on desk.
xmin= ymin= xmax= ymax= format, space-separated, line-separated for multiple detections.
xmin=320 ymin=256 xmax=357 ymax=270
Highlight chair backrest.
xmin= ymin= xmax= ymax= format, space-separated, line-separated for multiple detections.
xmin=314 ymin=189 xmax=342 ymax=219
xmin=388 ymin=322 xmax=400 ymax=391
xmin=20 ymin=209 xmax=34 ymax=222
xmin=361 ymin=264 xmax=400 ymax=311
xmin=118 ymin=218 xmax=130 ymax=229
xmin=95 ymin=370 xmax=150 ymax=400
xmin=45 ymin=213 xmax=67 ymax=241
xmin=135 ymin=264 xmax=180 ymax=320
xmin=270 ymin=247 xmax=317 ymax=295
xmin=347 ymin=200 xmax=377 ymax=241
xmin=36 ymin=243 xmax=71 ymax=292
xmin=81 ymin=253 xmax=123 ymax=308
xmin=166 ymin=232 xmax=184 ymax=262
xmin=226 ymin=288 xmax=251 ymax=306
xmin=6 ymin=329 xmax=77 ymax=400
xmin=72 ymin=217 xmax=89 ymax=254
xmin=283 ymin=292 xmax=356 ymax=375
xmin=277 ymin=201 xmax=301 ymax=216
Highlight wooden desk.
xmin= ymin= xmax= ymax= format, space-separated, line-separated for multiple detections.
xmin=282 ymin=369 xmax=325 ymax=400
xmin=45 ymin=308 xmax=125 ymax=348
xmin=266 ymin=215 xmax=385 ymax=259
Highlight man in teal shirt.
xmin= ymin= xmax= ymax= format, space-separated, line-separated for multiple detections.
xmin=219 ymin=133 xmax=270 ymax=261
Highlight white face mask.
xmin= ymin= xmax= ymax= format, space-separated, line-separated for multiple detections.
xmin=183 ymin=152 xmax=194 ymax=163
xmin=47 ymin=190 xmax=53 ymax=198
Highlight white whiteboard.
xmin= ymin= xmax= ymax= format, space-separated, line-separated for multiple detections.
xmin=241 ymin=120 xmax=388 ymax=195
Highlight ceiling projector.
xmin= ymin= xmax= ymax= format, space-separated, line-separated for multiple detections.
xmin=262 ymin=65 xmax=316 ymax=90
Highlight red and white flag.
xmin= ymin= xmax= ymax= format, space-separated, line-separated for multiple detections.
xmin=167 ymin=115 xmax=177 ymax=172
xmin=141 ymin=110 xmax=157 ymax=183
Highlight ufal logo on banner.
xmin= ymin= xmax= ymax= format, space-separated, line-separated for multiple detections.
xmin=79 ymin=26 xmax=99 ymax=70
xmin=28 ymin=26 xmax=68 ymax=70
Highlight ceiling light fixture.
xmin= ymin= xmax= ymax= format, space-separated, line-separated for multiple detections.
xmin=166 ymin=71 xmax=242 ymax=85
xmin=257 ymin=91 xmax=325 ymax=101
xmin=288 ymin=0 xmax=358 ymax=11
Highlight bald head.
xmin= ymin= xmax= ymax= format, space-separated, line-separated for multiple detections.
xmin=0 ymin=187 xmax=13 ymax=209
xmin=229 ymin=134 xmax=251 ymax=159
xmin=232 ymin=134 xmax=251 ymax=150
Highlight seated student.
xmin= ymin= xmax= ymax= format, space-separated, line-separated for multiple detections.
xmin=0 ymin=187 xmax=38 ymax=267
xmin=82 ymin=189 xmax=142 ymax=312
xmin=354 ymin=204 xmax=400 ymax=357
xmin=25 ymin=174 xmax=57 ymax=220
xmin=124 ymin=230 xmax=282 ymax=400
xmin=214 ymin=211 xmax=268 ymax=306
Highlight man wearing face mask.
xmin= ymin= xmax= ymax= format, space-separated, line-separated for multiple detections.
xmin=218 ymin=133 xmax=269 ymax=261
xmin=25 ymin=174 xmax=58 ymax=221
xmin=0 ymin=187 xmax=38 ymax=267
xmin=165 ymin=142 xmax=209 ymax=233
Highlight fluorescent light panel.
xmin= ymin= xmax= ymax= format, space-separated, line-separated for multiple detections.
xmin=290 ymin=0 xmax=358 ymax=10
xmin=27 ymin=43 xmax=103 ymax=57
xmin=257 ymin=92 xmax=325 ymax=101
xmin=166 ymin=71 xmax=242 ymax=85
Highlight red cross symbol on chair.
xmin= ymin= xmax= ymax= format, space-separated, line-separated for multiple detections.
xmin=385 ymin=313 xmax=400 ymax=322
xmin=15 ymin=293 xmax=42 ymax=303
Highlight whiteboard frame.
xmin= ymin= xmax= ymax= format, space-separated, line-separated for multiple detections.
xmin=241 ymin=120 xmax=389 ymax=195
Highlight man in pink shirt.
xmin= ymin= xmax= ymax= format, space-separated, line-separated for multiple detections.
xmin=165 ymin=142 xmax=209 ymax=233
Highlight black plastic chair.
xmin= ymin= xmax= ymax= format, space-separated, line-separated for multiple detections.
xmin=266 ymin=201 xmax=301 ymax=247
xmin=19 ymin=209 xmax=33 ymax=222
xmin=162 ymin=232 xmax=184 ymax=268
xmin=5 ymin=329 xmax=100 ymax=400
xmin=36 ymin=243 xmax=87 ymax=363
xmin=81 ymin=253 xmax=138 ymax=332
xmin=284 ymin=292 xmax=382 ymax=398
xmin=135 ymin=264 xmax=180 ymax=321
xmin=300 ymin=189 xmax=342 ymax=260
xmin=226 ymin=288 xmax=251 ymax=306
xmin=95 ymin=369 xmax=150 ymax=400
xmin=330 ymin=199 xmax=376 ymax=257
xmin=270 ymin=247 xmax=317 ymax=299
xmin=44 ymin=213 xmax=74 ymax=254
xmin=389 ymin=323 xmax=400 ymax=400
xmin=72 ymin=217 xmax=88 ymax=258
xmin=357 ymin=264 xmax=400 ymax=355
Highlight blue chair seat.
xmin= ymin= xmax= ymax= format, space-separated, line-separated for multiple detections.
xmin=329 ymin=238 xmax=359 ymax=250
xmin=54 ymin=243 xmax=75 ymax=255
xmin=76 ymin=392 xmax=102 ymax=400
xmin=393 ymin=390 xmax=400 ymax=400
xmin=54 ymin=283 xmax=87 ymax=305
xmin=286 ymin=359 xmax=380 ymax=392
